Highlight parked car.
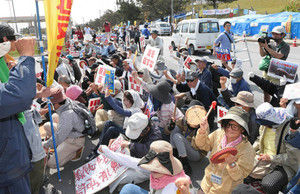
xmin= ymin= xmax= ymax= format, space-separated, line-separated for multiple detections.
xmin=149 ymin=22 xmax=171 ymax=36
xmin=171 ymin=18 xmax=220 ymax=55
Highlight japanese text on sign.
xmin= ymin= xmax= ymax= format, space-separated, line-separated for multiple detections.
xmin=74 ymin=135 xmax=129 ymax=194
xmin=88 ymin=98 xmax=101 ymax=112
xmin=141 ymin=46 xmax=160 ymax=72
xmin=215 ymin=47 xmax=232 ymax=62
xmin=128 ymin=73 xmax=143 ymax=94
xmin=268 ymin=58 xmax=299 ymax=83
xmin=183 ymin=57 xmax=192 ymax=69
xmin=217 ymin=106 xmax=228 ymax=128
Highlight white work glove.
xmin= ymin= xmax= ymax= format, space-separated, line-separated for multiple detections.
xmin=248 ymin=72 xmax=255 ymax=78
xmin=280 ymin=75 xmax=287 ymax=86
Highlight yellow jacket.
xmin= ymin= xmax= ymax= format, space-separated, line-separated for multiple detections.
xmin=195 ymin=129 xmax=255 ymax=194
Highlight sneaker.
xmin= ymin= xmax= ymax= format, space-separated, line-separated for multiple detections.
xmin=85 ymin=150 xmax=99 ymax=162
xmin=71 ymin=146 xmax=84 ymax=162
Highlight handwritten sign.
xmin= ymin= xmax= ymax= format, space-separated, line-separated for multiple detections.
xmin=95 ymin=65 xmax=116 ymax=94
xmin=282 ymin=82 xmax=300 ymax=100
xmin=35 ymin=61 xmax=43 ymax=79
xmin=268 ymin=58 xmax=299 ymax=83
xmin=141 ymin=45 xmax=160 ymax=72
xmin=88 ymin=98 xmax=101 ymax=112
xmin=74 ymin=135 xmax=129 ymax=194
xmin=215 ymin=47 xmax=232 ymax=62
xmin=217 ymin=106 xmax=228 ymax=128
xmin=31 ymin=100 xmax=41 ymax=112
xmin=183 ymin=57 xmax=193 ymax=69
xmin=140 ymin=36 xmax=145 ymax=49
xmin=128 ymin=73 xmax=143 ymax=94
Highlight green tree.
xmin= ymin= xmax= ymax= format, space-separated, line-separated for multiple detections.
xmin=137 ymin=0 xmax=189 ymax=21
xmin=206 ymin=0 xmax=237 ymax=9
xmin=116 ymin=0 xmax=142 ymax=23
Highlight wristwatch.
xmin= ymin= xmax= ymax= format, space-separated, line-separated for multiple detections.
xmin=229 ymin=162 xmax=236 ymax=168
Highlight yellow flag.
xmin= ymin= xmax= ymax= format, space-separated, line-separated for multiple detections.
xmin=134 ymin=21 xmax=137 ymax=26
xmin=44 ymin=0 xmax=73 ymax=86
xmin=285 ymin=15 xmax=293 ymax=34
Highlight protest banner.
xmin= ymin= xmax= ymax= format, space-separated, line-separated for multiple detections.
xmin=203 ymin=9 xmax=216 ymax=15
xmin=140 ymin=36 xmax=145 ymax=49
xmin=128 ymin=73 xmax=143 ymax=94
xmin=74 ymin=135 xmax=129 ymax=194
xmin=217 ymin=106 xmax=228 ymax=128
xmin=282 ymin=82 xmax=300 ymax=100
xmin=267 ymin=58 xmax=299 ymax=83
xmin=95 ymin=65 xmax=116 ymax=94
xmin=215 ymin=47 xmax=232 ymax=62
xmin=141 ymin=45 xmax=160 ymax=72
xmin=88 ymin=98 xmax=101 ymax=112
xmin=183 ymin=56 xmax=193 ymax=69
xmin=215 ymin=8 xmax=231 ymax=15
xmin=44 ymin=0 xmax=73 ymax=86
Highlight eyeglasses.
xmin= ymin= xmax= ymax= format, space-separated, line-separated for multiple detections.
xmin=225 ymin=123 xmax=241 ymax=131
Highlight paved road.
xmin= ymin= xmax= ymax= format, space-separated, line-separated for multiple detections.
xmin=46 ymin=36 xmax=300 ymax=194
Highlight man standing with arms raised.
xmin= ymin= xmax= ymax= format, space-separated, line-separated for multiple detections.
xmin=0 ymin=24 xmax=36 ymax=193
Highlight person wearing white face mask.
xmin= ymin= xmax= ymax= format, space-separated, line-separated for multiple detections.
xmin=218 ymin=67 xmax=251 ymax=109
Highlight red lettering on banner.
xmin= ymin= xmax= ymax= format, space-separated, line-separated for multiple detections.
xmin=76 ymin=183 xmax=86 ymax=194
xmin=58 ymin=15 xmax=70 ymax=21
xmin=219 ymin=110 xmax=224 ymax=118
xmin=56 ymin=0 xmax=72 ymax=15
xmin=74 ymin=169 xmax=85 ymax=182
xmin=88 ymin=163 xmax=96 ymax=171
xmin=57 ymin=23 xmax=69 ymax=39
xmin=98 ymin=170 xmax=109 ymax=182
xmin=106 ymin=168 xmax=112 ymax=177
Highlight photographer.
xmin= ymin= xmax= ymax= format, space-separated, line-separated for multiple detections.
xmin=258 ymin=26 xmax=290 ymax=102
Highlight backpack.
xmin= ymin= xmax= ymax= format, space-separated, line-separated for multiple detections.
xmin=71 ymin=101 xmax=97 ymax=138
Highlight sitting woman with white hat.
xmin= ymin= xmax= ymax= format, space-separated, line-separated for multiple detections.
xmin=99 ymin=140 xmax=193 ymax=194
xmin=195 ymin=106 xmax=255 ymax=193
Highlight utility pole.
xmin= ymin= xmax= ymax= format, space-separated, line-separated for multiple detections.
xmin=11 ymin=0 xmax=18 ymax=33
xmin=171 ymin=0 xmax=174 ymax=33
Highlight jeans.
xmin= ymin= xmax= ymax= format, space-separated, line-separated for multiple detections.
xmin=170 ymin=127 xmax=202 ymax=161
xmin=120 ymin=184 xmax=148 ymax=194
xmin=95 ymin=121 xmax=124 ymax=150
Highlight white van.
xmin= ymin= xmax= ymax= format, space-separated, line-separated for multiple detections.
xmin=171 ymin=18 xmax=220 ymax=55
xmin=149 ymin=22 xmax=171 ymax=36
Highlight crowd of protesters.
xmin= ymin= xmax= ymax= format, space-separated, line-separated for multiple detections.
xmin=0 ymin=19 xmax=299 ymax=194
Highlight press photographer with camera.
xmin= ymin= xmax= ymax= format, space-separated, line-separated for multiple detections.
xmin=258 ymin=26 xmax=290 ymax=102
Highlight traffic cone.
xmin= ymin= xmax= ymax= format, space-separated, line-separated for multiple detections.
xmin=292 ymin=37 xmax=297 ymax=47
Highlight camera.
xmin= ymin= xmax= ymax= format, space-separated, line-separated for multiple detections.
xmin=258 ymin=32 xmax=273 ymax=44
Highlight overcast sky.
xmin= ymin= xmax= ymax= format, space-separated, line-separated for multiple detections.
xmin=0 ymin=0 xmax=117 ymax=29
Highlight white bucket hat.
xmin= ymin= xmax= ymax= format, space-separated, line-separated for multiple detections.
xmin=256 ymin=102 xmax=291 ymax=125
xmin=125 ymin=113 xmax=149 ymax=140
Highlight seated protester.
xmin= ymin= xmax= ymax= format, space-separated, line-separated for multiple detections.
xmin=195 ymin=106 xmax=256 ymax=193
xmin=110 ymin=54 xmax=123 ymax=77
xmin=170 ymin=100 xmax=206 ymax=176
xmin=83 ymin=41 xmax=93 ymax=58
xmin=94 ymin=80 xmax=125 ymax=134
xmin=107 ymin=41 xmax=116 ymax=56
xmin=249 ymin=72 xmax=295 ymax=108
xmin=284 ymin=118 xmax=300 ymax=194
xmin=94 ymin=43 xmax=108 ymax=57
xmin=221 ymin=90 xmax=259 ymax=144
xmin=92 ymin=89 xmax=144 ymax=152
xmin=247 ymin=103 xmax=299 ymax=194
xmin=94 ymin=113 xmax=161 ymax=193
xmin=195 ymin=57 xmax=212 ymax=89
xmin=66 ymin=55 xmax=82 ymax=84
xmin=149 ymin=60 xmax=177 ymax=84
xmin=56 ymin=57 xmax=76 ymax=84
xmin=98 ymin=141 xmax=192 ymax=194
xmin=58 ymin=75 xmax=71 ymax=93
xmin=175 ymin=71 xmax=217 ymax=130
xmin=119 ymin=59 xmax=134 ymax=90
xmin=82 ymin=58 xmax=98 ymax=90
xmin=129 ymin=39 xmax=137 ymax=53
xmin=73 ymin=40 xmax=82 ymax=51
xmin=218 ymin=68 xmax=251 ymax=109
xmin=43 ymin=88 xmax=85 ymax=168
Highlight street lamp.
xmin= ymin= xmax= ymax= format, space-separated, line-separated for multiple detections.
xmin=6 ymin=0 xmax=18 ymax=33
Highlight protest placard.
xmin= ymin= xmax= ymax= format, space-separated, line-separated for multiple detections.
xmin=95 ymin=66 xmax=116 ymax=94
xmin=141 ymin=45 xmax=160 ymax=72
xmin=128 ymin=73 xmax=143 ymax=94
xmin=88 ymin=98 xmax=101 ymax=112
xmin=74 ymin=135 xmax=129 ymax=194
xmin=31 ymin=100 xmax=41 ymax=112
xmin=140 ymin=36 xmax=145 ymax=49
xmin=203 ymin=9 xmax=216 ymax=15
xmin=183 ymin=56 xmax=193 ymax=69
xmin=217 ymin=106 xmax=228 ymax=127
xmin=267 ymin=58 xmax=299 ymax=83
xmin=35 ymin=61 xmax=43 ymax=79
xmin=282 ymin=82 xmax=300 ymax=100
xmin=215 ymin=47 xmax=232 ymax=62
xmin=110 ymin=33 xmax=117 ymax=40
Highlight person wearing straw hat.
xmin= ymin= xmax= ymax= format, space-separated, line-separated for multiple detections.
xmin=246 ymin=102 xmax=299 ymax=194
xmin=98 ymin=140 xmax=192 ymax=194
xmin=195 ymin=106 xmax=255 ymax=194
